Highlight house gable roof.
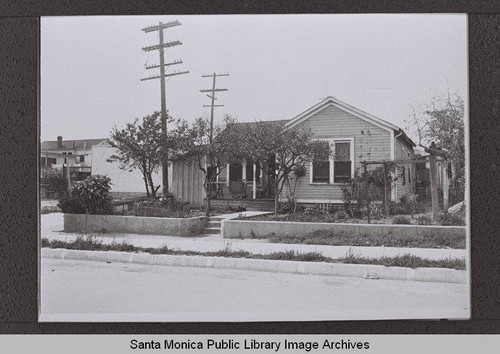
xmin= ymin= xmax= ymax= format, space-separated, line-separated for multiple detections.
xmin=229 ymin=119 xmax=289 ymax=129
xmin=284 ymin=96 xmax=416 ymax=147
xmin=284 ymin=96 xmax=401 ymax=133
xmin=41 ymin=138 xmax=106 ymax=151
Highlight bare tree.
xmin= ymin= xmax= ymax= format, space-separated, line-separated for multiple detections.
xmin=405 ymin=93 xmax=465 ymax=203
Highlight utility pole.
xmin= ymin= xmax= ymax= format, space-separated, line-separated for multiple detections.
xmin=200 ymin=73 xmax=229 ymax=143
xmin=200 ymin=73 xmax=229 ymax=216
xmin=141 ymin=20 xmax=189 ymax=196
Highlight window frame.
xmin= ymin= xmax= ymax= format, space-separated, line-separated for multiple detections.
xmin=309 ymin=137 xmax=354 ymax=185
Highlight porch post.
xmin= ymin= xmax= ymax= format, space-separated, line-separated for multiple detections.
xmin=226 ymin=163 xmax=230 ymax=186
xmin=429 ymin=154 xmax=439 ymax=221
xmin=242 ymin=159 xmax=247 ymax=180
xmin=442 ymin=159 xmax=449 ymax=211
xmin=253 ymin=163 xmax=257 ymax=199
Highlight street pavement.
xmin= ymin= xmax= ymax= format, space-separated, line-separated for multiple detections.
xmin=40 ymin=258 xmax=469 ymax=322
xmin=41 ymin=213 xmax=466 ymax=260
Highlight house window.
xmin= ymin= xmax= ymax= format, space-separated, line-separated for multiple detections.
xmin=79 ymin=155 xmax=85 ymax=163
xmin=311 ymin=139 xmax=353 ymax=184
xmin=402 ymin=166 xmax=406 ymax=185
xmin=333 ymin=141 xmax=352 ymax=183
xmin=311 ymin=141 xmax=330 ymax=183
xmin=408 ymin=167 xmax=411 ymax=184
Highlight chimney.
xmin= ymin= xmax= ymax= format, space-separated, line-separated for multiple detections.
xmin=57 ymin=136 xmax=63 ymax=148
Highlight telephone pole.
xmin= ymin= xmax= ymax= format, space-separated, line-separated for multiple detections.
xmin=141 ymin=20 xmax=188 ymax=196
xmin=200 ymin=73 xmax=229 ymax=143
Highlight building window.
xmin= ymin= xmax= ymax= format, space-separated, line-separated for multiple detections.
xmin=402 ymin=166 xmax=406 ymax=185
xmin=80 ymin=155 xmax=85 ymax=162
xmin=311 ymin=141 xmax=330 ymax=183
xmin=408 ymin=167 xmax=411 ymax=184
xmin=333 ymin=141 xmax=352 ymax=183
xmin=311 ymin=139 xmax=353 ymax=184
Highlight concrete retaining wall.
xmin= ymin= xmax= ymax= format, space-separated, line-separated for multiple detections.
xmin=64 ymin=214 xmax=207 ymax=236
xmin=222 ymin=219 xmax=465 ymax=239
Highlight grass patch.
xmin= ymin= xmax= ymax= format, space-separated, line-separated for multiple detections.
xmin=341 ymin=253 xmax=465 ymax=270
xmin=240 ymin=210 xmax=466 ymax=226
xmin=41 ymin=237 xmax=465 ymax=270
xmin=258 ymin=229 xmax=466 ymax=249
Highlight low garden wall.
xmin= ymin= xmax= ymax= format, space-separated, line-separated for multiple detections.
xmin=222 ymin=220 xmax=466 ymax=239
xmin=64 ymin=214 xmax=207 ymax=236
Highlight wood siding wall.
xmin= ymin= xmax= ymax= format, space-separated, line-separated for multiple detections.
xmin=284 ymin=104 xmax=392 ymax=203
xmin=171 ymin=159 xmax=205 ymax=207
xmin=395 ymin=136 xmax=416 ymax=200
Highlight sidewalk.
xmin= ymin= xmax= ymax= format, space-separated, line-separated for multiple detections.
xmin=41 ymin=213 xmax=466 ymax=261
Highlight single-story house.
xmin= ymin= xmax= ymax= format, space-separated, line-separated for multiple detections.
xmin=171 ymin=96 xmax=417 ymax=208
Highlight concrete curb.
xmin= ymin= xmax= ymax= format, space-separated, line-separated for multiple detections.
xmin=41 ymin=248 xmax=467 ymax=284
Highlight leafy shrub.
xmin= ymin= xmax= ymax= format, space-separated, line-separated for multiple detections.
xmin=46 ymin=174 xmax=68 ymax=194
xmin=333 ymin=210 xmax=348 ymax=220
xmin=389 ymin=200 xmax=425 ymax=215
xmin=58 ymin=195 xmax=86 ymax=214
xmin=41 ymin=206 xmax=61 ymax=214
xmin=304 ymin=206 xmax=328 ymax=216
xmin=439 ymin=212 xmax=465 ymax=226
xmin=208 ymin=203 xmax=246 ymax=214
xmin=369 ymin=205 xmax=385 ymax=220
xmin=59 ymin=175 xmax=113 ymax=215
xmin=416 ymin=215 xmax=432 ymax=225
xmin=392 ymin=215 xmax=411 ymax=224
xmin=341 ymin=165 xmax=396 ymax=217
xmin=133 ymin=196 xmax=191 ymax=218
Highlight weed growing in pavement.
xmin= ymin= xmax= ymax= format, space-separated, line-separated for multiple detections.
xmin=41 ymin=238 xmax=466 ymax=270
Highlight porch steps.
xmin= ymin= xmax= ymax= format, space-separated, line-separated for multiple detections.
xmin=202 ymin=217 xmax=223 ymax=236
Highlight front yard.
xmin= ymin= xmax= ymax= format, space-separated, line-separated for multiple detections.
xmin=228 ymin=227 xmax=466 ymax=249
xmin=239 ymin=203 xmax=465 ymax=226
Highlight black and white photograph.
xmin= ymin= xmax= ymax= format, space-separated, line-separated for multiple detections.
xmin=39 ymin=14 xmax=469 ymax=322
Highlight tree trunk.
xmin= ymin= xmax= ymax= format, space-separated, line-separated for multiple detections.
xmin=147 ymin=173 xmax=156 ymax=198
xmin=205 ymin=179 xmax=212 ymax=217
xmin=274 ymin=174 xmax=279 ymax=216
xmin=143 ymin=175 xmax=150 ymax=198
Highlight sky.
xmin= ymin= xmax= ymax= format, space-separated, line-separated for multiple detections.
xmin=41 ymin=14 xmax=467 ymax=142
